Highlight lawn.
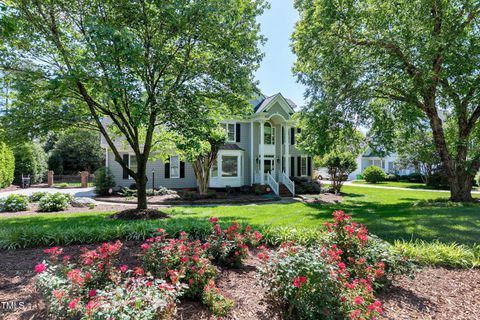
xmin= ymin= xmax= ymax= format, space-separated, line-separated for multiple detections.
xmin=0 ymin=186 xmax=478 ymax=249
xmin=351 ymin=180 xmax=479 ymax=191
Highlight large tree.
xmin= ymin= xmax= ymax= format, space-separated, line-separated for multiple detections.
xmin=293 ymin=0 xmax=480 ymax=202
xmin=1 ymin=0 xmax=265 ymax=209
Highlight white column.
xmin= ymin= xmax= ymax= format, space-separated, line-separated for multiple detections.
xmin=284 ymin=125 xmax=289 ymax=176
xmin=260 ymin=121 xmax=265 ymax=185
xmin=250 ymin=122 xmax=254 ymax=185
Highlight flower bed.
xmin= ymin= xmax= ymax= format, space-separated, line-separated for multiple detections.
xmin=33 ymin=212 xmax=416 ymax=319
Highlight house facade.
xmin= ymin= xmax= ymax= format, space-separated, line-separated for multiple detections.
xmin=101 ymin=93 xmax=313 ymax=196
xmin=348 ymin=150 xmax=416 ymax=180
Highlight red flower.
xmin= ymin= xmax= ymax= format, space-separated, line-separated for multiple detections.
xmin=293 ymin=276 xmax=307 ymax=288
xmin=63 ymin=255 xmax=71 ymax=262
xmin=141 ymin=243 xmax=149 ymax=251
xmin=34 ymin=263 xmax=46 ymax=273
xmin=68 ymin=298 xmax=80 ymax=310
xmin=88 ymin=289 xmax=97 ymax=297
xmin=133 ymin=267 xmax=145 ymax=276
xmin=119 ymin=265 xmax=128 ymax=273
xmin=146 ymin=281 xmax=153 ymax=287
xmin=354 ymin=296 xmax=364 ymax=305
xmin=209 ymin=217 xmax=219 ymax=223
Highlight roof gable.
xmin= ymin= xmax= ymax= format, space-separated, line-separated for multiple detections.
xmin=253 ymin=93 xmax=296 ymax=115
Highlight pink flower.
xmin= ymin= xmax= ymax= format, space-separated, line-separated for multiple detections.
xmin=146 ymin=281 xmax=153 ymax=287
xmin=34 ymin=263 xmax=46 ymax=273
xmin=354 ymin=296 xmax=364 ymax=305
xmin=293 ymin=276 xmax=307 ymax=288
xmin=88 ymin=289 xmax=97 ymax=297
xmin=141 ymin=243 xmax=149 ymax=251
xmin=63 ymin=255 xmax=71 ymax=262
xmin=209 ymin=217 xmax=219 ymax=223
xmin=68 ymin=298 xmax=80 ymax=310
xmin=133 ymin=267 xmax=145 ymax=276
xmin=120 ymin=265 xmax=128 ymax=273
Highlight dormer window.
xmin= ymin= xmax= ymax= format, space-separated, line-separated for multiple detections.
xmin=264 ymin=122 xmax=275 ymax=145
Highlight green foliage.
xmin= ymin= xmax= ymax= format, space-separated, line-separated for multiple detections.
xmin=476 ymin=171 xmax=480 ymax=186
xmin=394 ymin=240 xmax=480 ymax=268
xmin=30 ymin=192 xmax=48 ymax=202
xmin=38 ymin=193 xmax=73 ymax=212
xmin=48 ymin=129 xmax=104 ymax=175
xmin=321 ymin=150 xmax=357 ymax=193
xmin=0 ymin=141 xmax=14 ymax=188
xmin=13 ymin=142 xmax=47 ymax=184
xmin=292 ymin=0 xmax=480 ymax=201
xmin=362 ymin=166 xmax=386 ymax=184
xmin=0 ymin=194 xmax=29 ymax=212
xmin=3 ymin=0 xmax=267 ymax=209
xmin=291 ymin=176 xmax=321 ymax=194
xmin=94 ymin=167 xmax=116 ymax=196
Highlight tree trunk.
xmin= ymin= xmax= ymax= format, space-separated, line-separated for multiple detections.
xmin=136 ymin=160 xmax=148 ymax=210
xmin=449 ymin=171 xmax=474 ymax=202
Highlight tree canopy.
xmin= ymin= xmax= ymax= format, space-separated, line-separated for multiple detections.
xmin=293 ymin=0 xmax=480 ymax=201
xmin=1 ymin=0 xmax=266 ymax=209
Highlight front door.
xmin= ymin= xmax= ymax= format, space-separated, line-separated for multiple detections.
xmin=264 ymin=158 xmax=275 ymax=180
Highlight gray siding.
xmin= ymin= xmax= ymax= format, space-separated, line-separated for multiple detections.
xmin=107 ymin=151 xmax=197 ymax=189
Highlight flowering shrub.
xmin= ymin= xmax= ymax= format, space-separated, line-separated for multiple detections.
xmin=142 ymin=228 xmax=234 ymax=316
xmin=30 ymin=191 xmax=48 ymax=202
xmin=35 ymin=241 xmax=182 ymax=319
xmin=38 ymin=192 xmax=73 ymax=212
xmin=0 ymin=194 xmax=29 ymax=212
xmin=207 ymin=217 xmax=262 ymax=267
xmin=258 ymin=211 xmax=414 ymax=320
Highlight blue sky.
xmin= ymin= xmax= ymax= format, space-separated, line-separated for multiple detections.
xmin=255 ymin=1 xmax=306 ymax=107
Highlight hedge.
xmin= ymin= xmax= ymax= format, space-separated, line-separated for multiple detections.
xmin=0 ymin=142 xmax=15 ymax=188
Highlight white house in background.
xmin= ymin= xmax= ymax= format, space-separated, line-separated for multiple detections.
xmin=347 ymin=149 xmax=416 ymax=180
xmin=101 ymin=93 xmax=313 ymax=197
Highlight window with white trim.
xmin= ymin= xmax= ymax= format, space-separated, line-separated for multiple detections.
xmin=301 ymin=156 xmax=308 ymax=176
xmin=170 ymin=156 xmax=180 ymax=178
xmin=129 ymin=154 xmax=137 ymax=180
xmin=369 ymin=159 xmax=385 ymax=169
xmin=264 ymin=122 xmax=275 ymax=145
xmin=225 ymin=123 xmax=236 ymax=142
xmin=221 ymin=156 xmax=238 ymax=177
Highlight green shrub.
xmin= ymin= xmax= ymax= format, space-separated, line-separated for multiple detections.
xmin=55 ymin=183 xmax=69 ymax=189
xmin=38 ymin=193 xmax=73 ymax=212
xmin=13 ymin=142 xmax=47 ymax=184
xmin=394 ymin=240 xmax=480 ymax=268
xmin=30 ymin=192 xmax=48 ymax=202
xmin=0 ymin=194 xmax=29 ymax=212
xmin=476 ymin=171 xmax=480 ymax=187
xmin=291 ymin=176 xmax=321 ymax=194
xmin=426 ymin=169 xmax=449 ymax=189
xmin=0 ymin=142 xmax=15 ymax=188
xmin=385 ymin=174 xmax=398 ymax=181
xmin=362 ymin=166 xmax=386 ymax=184
xmin=94 ymin=167 xmax=116 ymax=196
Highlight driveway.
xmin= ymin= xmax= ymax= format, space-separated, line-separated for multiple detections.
xmin=0 ymin=187 xmax=96 ymax=199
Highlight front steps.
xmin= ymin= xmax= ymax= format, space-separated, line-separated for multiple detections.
xmin=279 ymin=183 xmax=293 ymax=197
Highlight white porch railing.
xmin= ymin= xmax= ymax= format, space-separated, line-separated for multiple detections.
xmin=267 ymin=172 xmax=279 ymax=196
xmin=280 ymin=172 xmax=295 ymax=196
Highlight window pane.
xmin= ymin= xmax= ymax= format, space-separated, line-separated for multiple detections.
xmin=271 ymin=127 xmax=276 ymax=144
xmin=170 ymin=156 xmax=179 ymax=178
xmin=264 ymin=123 xmax=272 ymax=144
xmin=301 ymin=157 xmax=307 ymax=176
xmin=227 ymin=124 xmax=235 ymax=141
xmin=211 ymin=159 xmax=218 ymax=177
xmin=130 ymin=155 xmax=137 ymax=172
xmin=221 ymin=156 xmax=238 ymax=177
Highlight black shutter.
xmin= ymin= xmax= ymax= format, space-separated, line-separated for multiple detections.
xmin=122 ymin=154 xmax=129 ymax=179
xmin=236 ymin=123 xmax=241 ymax=143
xmin=290 ymin=156 xmax=294 ymax=177
xmin=308 ymin=156 xmax=312 ymax=176
xmin=282 ymin=127 xmax=284 ymax=144
xmin=164 ymin=161 xmax=170 ymax=179
xmin=297 ymin=156 xmax=301 ymax=176
xmin=180 ymin=161 xmax=185 ymax=178
xmin=290 ymin=128 xmax=295 ymax=145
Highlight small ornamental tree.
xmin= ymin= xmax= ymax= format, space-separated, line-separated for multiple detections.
xmin=363 ymin=166 xmax=386 ymax=184
xmin=13 ymin=142 xmax=47 ymax=184
xmin=321 ymin=150 xmax=357 ymax=194
xmin=0 ymin=141 xmax=14 ymax=188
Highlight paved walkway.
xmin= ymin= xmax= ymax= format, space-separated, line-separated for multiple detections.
xmin=0 ymin=187 xmax=96 ymax=199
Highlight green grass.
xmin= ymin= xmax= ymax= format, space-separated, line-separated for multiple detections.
xmin=351 ymin=180 xmax=479 ymax=191
xmin=0 ymin=186 xmax=478 ymax=249
xmin=54 ymin=182 xmax=94 ymax=188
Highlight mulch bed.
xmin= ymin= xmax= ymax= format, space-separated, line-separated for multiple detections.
xmin=0 ymin=185 xmax=20 ymax=193
xmin=0 ymin=203 xmax=136 ymax=218
xmin=0 ymin=242 xmax=478 ymax=320
xmin=108 ymin=208 xmax=170 ymax=220
xmin=96 ymin=192 xmax=281 ymax=205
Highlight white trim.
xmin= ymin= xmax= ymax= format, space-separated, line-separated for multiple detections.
xmin=224 ymin=122 xmax=236 ymax=143
xmin=128 ymin=154 xmax=137 ymax=180
xmin=250 ymin=122 xmax=254 ymax=185
xmin=300 ymin=155 xmax=308 ymax=177
xmin=209 ymin=150 xmax=244 ymax=188
xmin=105 ymin=148 xmax=109 ymax=168
xmin=258 ymin=94 xmax=295 ymax=115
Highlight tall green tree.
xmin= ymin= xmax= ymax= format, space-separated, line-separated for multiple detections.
xmin=293 ymin=0 xmax=480 ymax=201
xmin=2 ymin=0 xmax=266 ymax=209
